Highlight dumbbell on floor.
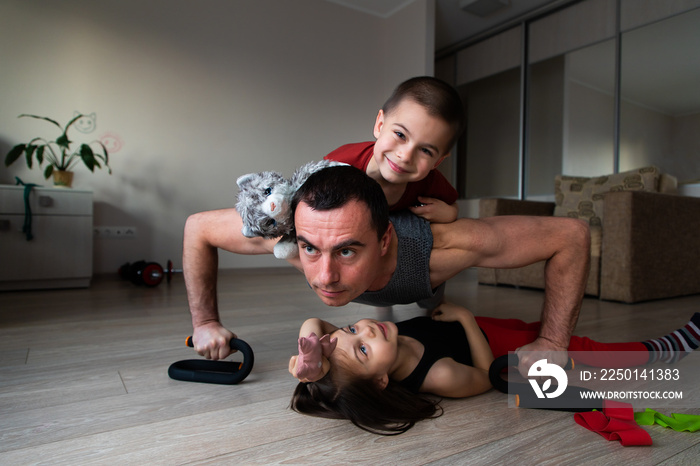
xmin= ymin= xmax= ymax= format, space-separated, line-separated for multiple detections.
xmin=118 ymin=259 xmax=182 ymax=287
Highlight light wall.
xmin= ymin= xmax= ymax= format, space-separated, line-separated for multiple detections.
xmin=0 ymin=0 xmax=434 ymax=273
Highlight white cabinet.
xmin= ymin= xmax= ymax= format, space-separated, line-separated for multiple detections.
xmin=0 ymin=185 xmax=93 ymax=290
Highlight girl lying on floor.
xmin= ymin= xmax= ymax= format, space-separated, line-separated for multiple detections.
xmin=288 ymin=303 xmax=700 ymax=435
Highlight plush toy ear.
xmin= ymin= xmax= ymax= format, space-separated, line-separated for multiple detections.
xmin=236 ymin=173 xmax=255 ymax=188
xmin=319 ymin=334 xmax=337 ymax=358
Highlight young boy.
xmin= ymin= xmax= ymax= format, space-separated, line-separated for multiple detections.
xmin=325 ymin=76 xmax=464 ymax=224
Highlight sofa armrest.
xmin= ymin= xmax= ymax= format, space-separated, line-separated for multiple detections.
xmin=478 ymin=198 xmax=555 ymax=218
xmin=600 ymin=191 xmax=700 ymax=303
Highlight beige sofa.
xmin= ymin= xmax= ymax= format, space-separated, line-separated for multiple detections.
xmin=477 ymin=167 xmax=700 ymax=303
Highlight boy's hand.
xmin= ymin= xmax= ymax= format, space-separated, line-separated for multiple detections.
xmin=431 ymin=302 xmax=474 ymax=324
xmin=409 ymin=197 xmax=458 ymax=223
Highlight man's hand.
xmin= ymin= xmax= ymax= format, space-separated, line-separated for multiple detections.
xmin=515 ymin=337 xmax=568 ymax=378
xmin=192 ymin=321 xmax=236 ymax=360
xmin=409 ymin=197 xmax=458 ymax=223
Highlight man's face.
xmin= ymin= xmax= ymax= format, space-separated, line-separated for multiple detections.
xmin=294 ymin=200 xmax=391 ymax=307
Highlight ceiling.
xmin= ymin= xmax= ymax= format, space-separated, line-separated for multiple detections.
xmin=434 ymin=0 xmax=561 ymax=52
xmin=324 ymin=0 xmax=560 ymax=51
xmin=323 ymin=0 xmax=421 ymax=18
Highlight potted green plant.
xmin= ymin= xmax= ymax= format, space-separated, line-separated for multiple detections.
xmin=4 ymin=113 xmax=111 ymax=188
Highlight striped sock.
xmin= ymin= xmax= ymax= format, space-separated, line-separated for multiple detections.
xmin=643 ymin=313 xmax=700 ymax=363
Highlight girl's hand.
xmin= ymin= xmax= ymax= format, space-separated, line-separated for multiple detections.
xmin=289 ymin=354 xmax=330 ymax=382
xmin=409 ymin=197 xmax=458 ymax=223
xmin=431 ymin=302 xmax=474 ymax=324
xmin=298 ymin=318 xmax=338 ymax=339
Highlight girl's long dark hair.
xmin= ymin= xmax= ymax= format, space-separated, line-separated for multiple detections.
xmin=290 ymin=371 xmax=443 ymax=435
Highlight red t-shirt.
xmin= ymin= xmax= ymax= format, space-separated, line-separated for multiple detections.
xmin=324 ymin=141 xmax=458 ymax=212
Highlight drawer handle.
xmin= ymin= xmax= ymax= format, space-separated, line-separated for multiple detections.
xmin=0 ymin=219 xmax=10 ymax=231
xmin=39 ymin=195 xmax=54 ymax=207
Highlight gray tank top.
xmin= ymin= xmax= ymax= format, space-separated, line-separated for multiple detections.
xmin=352 ymin=211 xmax=444 ymax=309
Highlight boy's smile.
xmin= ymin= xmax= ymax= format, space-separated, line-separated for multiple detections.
xmin=385 ymin=157 xmax=410 ymax=175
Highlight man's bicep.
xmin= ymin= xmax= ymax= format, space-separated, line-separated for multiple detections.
xmin=430 ymin=216 xmax=584 ymax=278
xmin=429 ymin=218 xmax=499 ymax=281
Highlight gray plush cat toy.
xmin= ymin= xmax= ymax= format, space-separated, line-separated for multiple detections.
xmin=235 ymin=160 xmax=345 ymax=259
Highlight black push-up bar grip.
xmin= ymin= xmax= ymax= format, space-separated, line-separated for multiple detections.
xmin=168 ymin=337 xmax=254 ymax=385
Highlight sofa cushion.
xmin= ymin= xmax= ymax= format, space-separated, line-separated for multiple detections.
xmin=554 ymin=166 xmax=663 ymax=225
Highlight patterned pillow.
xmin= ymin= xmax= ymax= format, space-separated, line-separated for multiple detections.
xmin=554 ymin=166 xmax=661 ymax=225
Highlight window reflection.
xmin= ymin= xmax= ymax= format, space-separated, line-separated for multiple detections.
xmin=453 ymin=25 xmax=522 ymax=199
xmin=527 ymin=39 xmax=618 ymax=198
xmin=459 ymin=67 xmax=521 ymax=199
xmin=445 ymin=2 xmax=700 ymax=200
xmin=620 ymin=8 xmax=700 ymax=181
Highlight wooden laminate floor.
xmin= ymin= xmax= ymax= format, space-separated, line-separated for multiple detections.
xmin=1 ymin=268 xmax=698 ymax=465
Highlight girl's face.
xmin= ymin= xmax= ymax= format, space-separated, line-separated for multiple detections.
xmin=330 ymin=319 xmax=399 ymax=385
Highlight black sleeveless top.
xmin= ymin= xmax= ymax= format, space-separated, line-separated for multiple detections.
xmin=396 ymin=316 xmax=486 ymax=393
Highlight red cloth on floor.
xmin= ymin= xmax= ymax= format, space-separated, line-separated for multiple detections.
xmin=574 ymin=400 xmax=652 ymax=446
xmin=474 ymin=316 xmax=648 ymax=363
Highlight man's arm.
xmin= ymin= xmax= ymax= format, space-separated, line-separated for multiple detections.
xmin=183 ymin=208 xmax=293 ymax=360
xmin=430 ymin=215 xmax=590 ymax=375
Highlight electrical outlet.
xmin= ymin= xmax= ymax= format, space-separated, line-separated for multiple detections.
xmin=94 ymin=226 xmax=137 ymax=239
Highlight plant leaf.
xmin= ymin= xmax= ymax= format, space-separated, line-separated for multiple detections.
xmin=25 ymin=144 xmax=36 ymax=169
xmin=36 ymin=145 xmax=45 ymax=165
xmin=64 ymin=113 xmax=84 ymax=131
xmin=94 ymin=140 xmax=109 ymax=163
xmin=4 ymin=144 xmax=26 ymax=166
xmin=18 ymin=114 xmax=62 ymax=130
xmin=92 ymin=140 xmax=112 ymax=174
xmin=80 ymin=144 xmax=96 ymax=171
xmin=56 ymin=134 xmax=71 ymax=150
xmin=44 ymin=164 xmax=54 ymax=179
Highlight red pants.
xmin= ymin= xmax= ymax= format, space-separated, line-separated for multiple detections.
xmin=475 ymin=317 xmax=649 ymax=367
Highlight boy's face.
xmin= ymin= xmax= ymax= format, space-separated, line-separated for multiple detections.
xmin=330 ymin=318 xmax=399 ymax=386
xmin=294 ymin=200 xmax=392 ymax=307
xmin=372 ymin=99 xmax=454 ymax=185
